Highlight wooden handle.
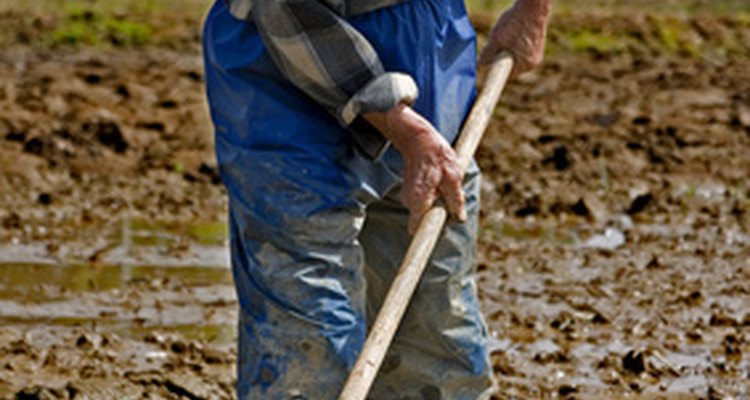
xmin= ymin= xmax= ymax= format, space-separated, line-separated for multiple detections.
xmin=337 ymin=52 xmax=514 ymax=400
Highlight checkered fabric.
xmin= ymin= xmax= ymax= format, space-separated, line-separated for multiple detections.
xmin=224 ymin=0 xmax=418 ymax=129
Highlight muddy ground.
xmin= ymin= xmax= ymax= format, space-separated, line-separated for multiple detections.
xmin=1 ymin=5 xmax=749 ymax=400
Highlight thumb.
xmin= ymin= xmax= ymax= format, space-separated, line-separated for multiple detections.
xmin=406 ymin=194 xmax=436 ymax=235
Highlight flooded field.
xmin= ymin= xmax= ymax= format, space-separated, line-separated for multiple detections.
xmin=1 ymin=219 xmax=748 ymax=398
xmin=0 ymin=261 xmax=237 ymax=399
xmin=1 ymin=0 xmax=749 ymax=398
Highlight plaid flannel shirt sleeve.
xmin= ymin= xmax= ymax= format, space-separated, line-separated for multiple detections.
xmin=240 ymin=0 xmax=418 ymax=158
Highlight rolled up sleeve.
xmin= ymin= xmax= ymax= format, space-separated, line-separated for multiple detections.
xmin=249 ymin=0 xmax=418 ymax=158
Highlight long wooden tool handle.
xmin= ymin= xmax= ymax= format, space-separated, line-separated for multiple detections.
xmin=338 ymin=52 xmax=514 ymax=400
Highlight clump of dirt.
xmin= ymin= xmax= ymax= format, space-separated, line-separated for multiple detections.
xmin=477 ymin=54 xmax=750 ymax=226
xmin=472 ymin=13 xmax=750 ymax=398
xmin=0 ymin=263 xmax=237 ymax=399
xmin=0 ymin=327 xmax=236 ymax=399
xmin=0 ymin=48 xmax=225 ymax=260
xmin=474 ymin=12 xmax=750 ymax=61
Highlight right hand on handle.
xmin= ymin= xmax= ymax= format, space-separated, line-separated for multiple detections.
xmin=364 ymin=104 xmax=466 ymax=234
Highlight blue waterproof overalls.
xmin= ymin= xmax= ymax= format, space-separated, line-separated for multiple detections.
xmin=203 ymin=0 xmax=496 ymax=398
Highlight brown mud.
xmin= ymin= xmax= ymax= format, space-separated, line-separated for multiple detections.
xmin=1 ymin=8 xmax=749 ymax=400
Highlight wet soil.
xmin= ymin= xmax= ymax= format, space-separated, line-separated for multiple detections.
xmin=474 ymin=19 xmax=750 ymax=397
xmin=0 ymin=264 xmax=236 ymax=399
xmin=1 ymin=9 xmax=749 ymax=400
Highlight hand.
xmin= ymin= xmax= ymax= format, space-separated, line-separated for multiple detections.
xmin=478 ymin=0 xmax=551 ymax=76
xmin=364 ymin=104 xmax=466 ymax=234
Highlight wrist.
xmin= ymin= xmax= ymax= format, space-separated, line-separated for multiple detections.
xmin=364 ymin=103 xmax=440 ymax=157
xmin=385 ymin=104 xmax=434 ymax=152
xmin=364 ymin=104 xmax=421 ymax=149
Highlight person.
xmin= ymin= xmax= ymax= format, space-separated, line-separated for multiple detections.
xmin=202 ymin=0 xmax=550 ymax=398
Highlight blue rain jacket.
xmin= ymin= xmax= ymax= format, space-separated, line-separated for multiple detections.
xmin=203 ymin=0 xmax=492 ymax=398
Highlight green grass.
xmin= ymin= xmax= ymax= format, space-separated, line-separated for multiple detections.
xmin=0 ymin=0 xmax=210 ymax=15
xmin=651 ymin=16 xmax=702 ymax=57
xmin=50 ymin=7 xmax=153 ymax=46
xmin=542 ymin=13 xmax=749 ymax=60
xmin=0 ymin=0 xmax=211 ymax=48
xmin=554 ymin=0 xmax=748 ymax=15
xmin=465 ymin=0 xmax=750 ymax=15
xmin=1 ymin=0 xmax=748 ymax=50
xmin=562 ymin=29 xmax=628 ymax=54
xmin=104 ymin=18 xmax=152 ymax=45
xmin=47 ymin=1 xmax=161 ymax=47
xmin=466 ymin=0 xmax=749 ymax=60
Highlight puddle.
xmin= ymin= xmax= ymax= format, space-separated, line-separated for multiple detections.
xmin=0 ymin=263 xmax=231 ymax=298
xmin=0 ymin=219 xmax=230 ymax=267
xmin=0 ymin=263 xmax=237 ymax=347
xmin=126 ymin=219 xmax=228 ymax=247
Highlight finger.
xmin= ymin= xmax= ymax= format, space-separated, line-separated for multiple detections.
xmin=407 ymin=189 xmax=437 ymax=234
xmin=403 ymin=162 xmax=441 ymax=211
xmin=440 ymin=167 xmax=466 ymax=222
xmin=403 ymin=182 xmax=434 ymax=217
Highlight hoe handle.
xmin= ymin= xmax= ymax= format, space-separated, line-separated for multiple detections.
xmin=338 ymin=52 xmax=514 ymax=400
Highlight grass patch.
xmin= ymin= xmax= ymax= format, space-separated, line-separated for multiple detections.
xmin=467 ymin=0 xmax=748 ymax=60
xmin=186 ymin=222 xmax=228 ymax=246
xmin=553 ymin=0 xmax=749 ymax=16
xmin=466 ymin=0 xmax=750 ymax=16
xmin=52 ymin=20 xmax=99 ymax=46
xmin=49 ymin=3 xmax=153 ymax=47
xmin=540 ymin=13 xmax=749 ymax=60
xmin=0 ymin=0 xmax=209 ymax=15
xmin=654 ymin=17 xmax=683 ymax=53
xmin=651 ymin=16 xmax=700 ymax=57
xmin=562 ymin=30 xmax=628 ymax=55
xmin=103 ymin=18 xmax=152 ymax=46
xmin=2 ymin=0 xmax=748 ymax=52
xmin=0 ymin=0 xmax=210 ymax=48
